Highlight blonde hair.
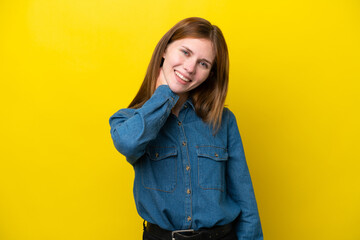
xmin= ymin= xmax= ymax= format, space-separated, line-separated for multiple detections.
xmin=129 ymin=17 xmax=229 ymax=132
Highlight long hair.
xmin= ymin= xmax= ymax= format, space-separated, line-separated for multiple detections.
xmin=128 ymin=17 xmax=229 ymax=132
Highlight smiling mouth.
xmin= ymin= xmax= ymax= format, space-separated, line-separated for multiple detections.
xmin=175 ymin=71 xmax=191 ymax=82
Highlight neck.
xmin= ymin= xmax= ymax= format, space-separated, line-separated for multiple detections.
xmin=172 ymin=92 xmax=189 ymax=117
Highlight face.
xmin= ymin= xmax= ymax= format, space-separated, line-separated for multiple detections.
xmin=161 ymin=38 xmax=215 ymax=98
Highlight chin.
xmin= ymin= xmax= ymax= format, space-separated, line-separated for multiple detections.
xmin=167 ymin=83 xmax=183 ymax=92
xmin=168 ymin=85 xmax=190 ymax=97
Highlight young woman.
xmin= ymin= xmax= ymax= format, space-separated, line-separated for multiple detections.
xmin=109 ymin=17 xmax=263 ymax=240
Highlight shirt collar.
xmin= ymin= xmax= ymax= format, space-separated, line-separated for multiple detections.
xmin=185 ymin=98 xmax=196 ymax=111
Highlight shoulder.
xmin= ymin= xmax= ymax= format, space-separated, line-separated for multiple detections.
xmin=219 ymin=107 xmax=241 ymax=136
xmin=222 ymin=107 xmax=237 ymax=125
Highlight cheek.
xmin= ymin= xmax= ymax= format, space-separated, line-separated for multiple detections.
xmin=162 ymin=58 xmax=174 ymax=74
xmin=172 ymin=55 xmax=184 ymax=66
xmin=164 ymin=52 xmax=183 ymax=66
xmin=191 ymin=72 xmax=210 ymax=89
xmin=198 ymin=71 xmax=211 ymax=83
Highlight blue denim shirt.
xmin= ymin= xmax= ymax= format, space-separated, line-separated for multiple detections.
xmin=109 ymin=85 xmax=263 ymax=239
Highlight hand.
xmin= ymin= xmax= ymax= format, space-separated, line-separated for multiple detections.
xmin=155 ymin=68 xmax=168 ymax=89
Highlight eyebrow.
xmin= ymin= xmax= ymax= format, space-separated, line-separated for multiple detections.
xmin=181 ymin=46 xmax=213 ymax=65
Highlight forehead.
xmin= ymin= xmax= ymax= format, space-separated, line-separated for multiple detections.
xmin=168 ymin=38 xmax=215 ymax=60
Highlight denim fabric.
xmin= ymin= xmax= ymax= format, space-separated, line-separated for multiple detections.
xmin=109 ymin=85 xmax=263 ymax=240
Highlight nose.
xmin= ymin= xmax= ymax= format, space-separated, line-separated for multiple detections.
xmin=184 ymin=59 xmax=196 ymax=74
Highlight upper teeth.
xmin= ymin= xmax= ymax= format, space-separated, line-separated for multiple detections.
xmin=175 ymin=71 xmax=190 ymax=82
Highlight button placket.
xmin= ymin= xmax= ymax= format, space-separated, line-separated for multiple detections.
xmin=175 ymin=114 xmax=192 ymax=228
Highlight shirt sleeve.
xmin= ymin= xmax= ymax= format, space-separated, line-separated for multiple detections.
xmin=109 ymin=85 xmax=179 ymax=165
xmin=226 ymin=110 xmax=263 ymax=240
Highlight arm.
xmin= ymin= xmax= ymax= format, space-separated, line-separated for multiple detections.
xmin=226 ymin=110 xmax=263 ymax=240
xmin=109 ymin=85 xmax=179 ymax=165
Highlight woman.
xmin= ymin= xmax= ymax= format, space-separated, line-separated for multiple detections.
xmin=109 ymin=17 xmax=263 ymax=240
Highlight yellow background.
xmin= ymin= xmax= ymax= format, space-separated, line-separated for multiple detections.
xmin=1 ymin=0 xmax=359 ymax=239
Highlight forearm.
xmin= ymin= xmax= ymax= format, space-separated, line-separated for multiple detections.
xmin=109 ymin=85 xmax=179 ymax=164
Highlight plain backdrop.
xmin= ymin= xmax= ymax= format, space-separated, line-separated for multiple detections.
xmin=0 ymin=0 xmax=359 ymax=239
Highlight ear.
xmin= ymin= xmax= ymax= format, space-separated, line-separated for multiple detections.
xmin=163 ymin=44 xmax=170 ymax=58
xmin=160 ymin=57 xmax=165 ymax=67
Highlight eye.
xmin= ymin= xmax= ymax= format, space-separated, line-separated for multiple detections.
xmin=199 ymin=61 xmax=209 ymax=69
xmin=181 ymin=49 xmax=189 ymax=56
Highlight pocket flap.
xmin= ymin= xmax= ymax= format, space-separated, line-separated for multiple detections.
xmin=196 ymin=146 xmax=228 ymax=161
xmin=147 ymin=146 xmax=178 ymax=161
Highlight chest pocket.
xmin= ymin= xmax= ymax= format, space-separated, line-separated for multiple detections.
xmin=197 ymin=146 xmax=228 ymax=192
xmin=141 ymin=146 xmax=177 ymax=192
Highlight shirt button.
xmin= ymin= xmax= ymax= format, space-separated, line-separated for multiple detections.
xmin=187 ymin=189 xmax=191 ymax=194
xmin=186 ymin=165 xmax=190 ymax=171
xmin=155 ymin=153 xmax=159 ymax=158
xmin=178 ymin=121 xmax=182 ymax=126
xmin=214 ymin=153 xmax=219 ymax=157
xmin=182 ymin=141 xmax=187 ymax=146
xmin=184 ymin=105 xmax=188 ymax=108
xmin=187 ymin=216 xmax=192 ymax=222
